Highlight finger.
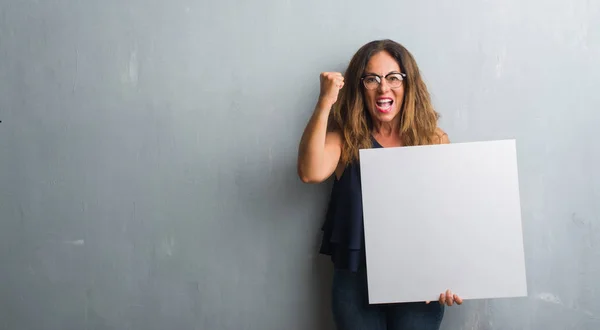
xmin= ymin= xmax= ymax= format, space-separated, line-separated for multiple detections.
xmin=438 ymin=293 xmax=445 ymax=305
xmin=425 ymin=300 xmax=430 ymax=304
xmin=454 ymin=294 xmax=463 ymax=305
xmin=446 ymin=289 xmax=453 ymax=306
xmin=331 ymin=78 xmax=343 ymax=88
xmin=323 ymin=72 xmax=342 ymax=78
xmin=321 ymin=73 xmax=334 ymax=81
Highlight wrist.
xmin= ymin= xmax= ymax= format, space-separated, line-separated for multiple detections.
xmin=316 ymin=98 xmax=335 ymax=112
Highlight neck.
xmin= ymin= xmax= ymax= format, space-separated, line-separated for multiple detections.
xmin=372 ymin=116 xmax=401 ymax=138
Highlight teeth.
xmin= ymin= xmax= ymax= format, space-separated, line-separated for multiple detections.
xmin=377 ymin=100 xmax=392 ymax=105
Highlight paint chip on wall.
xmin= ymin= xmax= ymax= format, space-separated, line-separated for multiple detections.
xmin=64 ymin=240 xmax=85 ymax=246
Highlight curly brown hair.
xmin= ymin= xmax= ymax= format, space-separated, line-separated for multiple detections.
xmin=328 ymin=39 xmax=442 ymax=165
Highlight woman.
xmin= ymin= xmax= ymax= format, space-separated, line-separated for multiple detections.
xmin=297 ymin=39 xmax=462 ymax=330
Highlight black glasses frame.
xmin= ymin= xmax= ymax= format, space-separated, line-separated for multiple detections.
xmin=361 ymin=72 xmax=407 ymax=90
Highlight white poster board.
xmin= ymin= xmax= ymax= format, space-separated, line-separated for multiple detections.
xmin=359 ymin=140 xmax=527 ymax=304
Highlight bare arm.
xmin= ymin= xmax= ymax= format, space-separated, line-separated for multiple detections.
xmin=297 ymin=102 xmax=342 ymax=183
xmin=297 ymin=72 xmax=344 ymax=183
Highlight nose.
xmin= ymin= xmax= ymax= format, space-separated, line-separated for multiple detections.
xmin=377 ymin=78 xmax=391 ymax=93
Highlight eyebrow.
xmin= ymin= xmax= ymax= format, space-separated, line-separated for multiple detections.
xmin=363 ymin=71 xmax=403 ymax=76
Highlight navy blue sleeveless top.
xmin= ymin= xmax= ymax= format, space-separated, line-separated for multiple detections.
xmin=319 ymin=136 xmax=383 ymax=271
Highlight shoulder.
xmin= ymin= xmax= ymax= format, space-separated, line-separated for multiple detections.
xmin=326 ymin=128 xmax=343 ymax=141
xmin=432 ymin=127 xmax=450 ymax=144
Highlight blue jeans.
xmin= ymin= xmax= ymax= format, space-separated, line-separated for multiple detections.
xmin=331 ymin=268 xmax=445 ymax=330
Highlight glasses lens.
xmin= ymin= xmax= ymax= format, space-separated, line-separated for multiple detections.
xmin=363 ymin=76 xmax=379 ymax=90
xmin=386 ymin=73 xmax=404 ymax=88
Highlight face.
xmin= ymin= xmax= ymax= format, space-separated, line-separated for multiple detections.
xmin=362 ymin=51 xmax=405 ymax=124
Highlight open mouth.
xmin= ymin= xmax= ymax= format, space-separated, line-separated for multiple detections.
xmin=376 ymin=98 xmax=393 ymax=113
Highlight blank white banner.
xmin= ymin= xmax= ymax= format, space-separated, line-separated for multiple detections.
xmin=359 ymin=140 xmax=527 ymax=304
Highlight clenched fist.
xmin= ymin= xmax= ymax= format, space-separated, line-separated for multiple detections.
xmin=318 ymin=72 xmax=344 ymax=108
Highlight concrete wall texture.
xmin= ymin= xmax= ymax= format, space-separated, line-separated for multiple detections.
xmin=1 ymin=0 xmax=599 ymax=329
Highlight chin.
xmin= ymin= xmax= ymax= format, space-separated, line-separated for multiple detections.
xmin=371 ymin=109 xmax=400 ymax=122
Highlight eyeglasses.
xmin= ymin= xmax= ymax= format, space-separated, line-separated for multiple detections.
xmin=361 ymin=72 xmax=407 ymax=90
